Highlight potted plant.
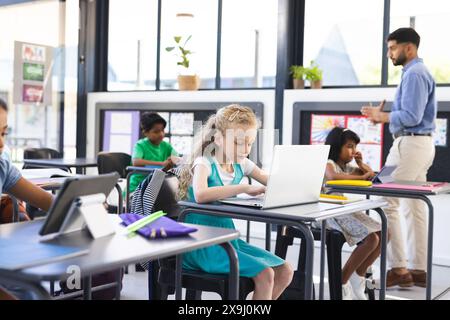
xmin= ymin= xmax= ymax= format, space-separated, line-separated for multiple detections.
xmin=289 ymin=65 xmax=306 ymax=89
xmin=305 ymin=61 xmax=323 ymax=89
xmin=165 ymin=35 xmax=200 ymax=90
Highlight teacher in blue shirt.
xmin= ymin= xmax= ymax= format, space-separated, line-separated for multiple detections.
xmin=361 ymin=28 xmax=436 ymax=289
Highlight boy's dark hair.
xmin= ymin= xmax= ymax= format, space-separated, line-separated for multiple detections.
xmin=140 ymin=112 xmax=167 ymax=132
xmin=325 ymin=127 xmax=360 ymax=162
xmin=387 ymin=27 xmax=420 ymax=48
xmin=0 ymin=98 xmax=8 ymax=111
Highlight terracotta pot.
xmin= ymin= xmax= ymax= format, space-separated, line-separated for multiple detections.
xmin=310 ymin=80 xmax=322 ymax=89
xmin=177 ymin=75 xmax=200 ymax=91
xmin=293 ymin=79 xmax=305 ymax=89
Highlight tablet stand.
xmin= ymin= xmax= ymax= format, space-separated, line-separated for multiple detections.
xmin=59 ymin=193 xmax=116 ymax=239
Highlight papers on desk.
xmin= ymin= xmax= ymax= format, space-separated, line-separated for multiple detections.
xmin=21 ymin=168 xmax=74 ymax=179
xmin=0 ymin=239 xmax=89 ymax=271
xmin=319 ymin=194 xmax=363 ymax=205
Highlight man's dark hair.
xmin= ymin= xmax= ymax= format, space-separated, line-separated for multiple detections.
xmin=0 ymin=98 xmax=8 ymax=112
xmin=140 ymin=112 xmax=167 ymax=132
xmin=325 ymin=127 xmax=360 ymax=162
xmin=387 ymin=27 xmax=420 ymax=48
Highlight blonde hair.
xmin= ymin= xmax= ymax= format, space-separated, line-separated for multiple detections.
xmin=177 ymin=104 xmax=259 ymax=200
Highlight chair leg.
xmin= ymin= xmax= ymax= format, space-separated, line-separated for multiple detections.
xmin=326 ymin=235 xmax=339 ymax=300
xmin=274 ymin=226 xmax=293 ymax=259
xmin=158 ymin=286 xmax=170 ymax=300
xmin=49 ymin=281 xmax=55 ymax=296
xmin=326 ymin=234 xmax=345 ymax=300
xmin=185 ymin=290 xmax=202 ymax=300
xmin=147 ymin=261 xmax=166 ymax=300
xmin=239 ymin=290 xmax=250 ymax=300
xmin=275 ymin=226 xmax=308 ymax=300
xmin=365 ymin=267 xmax=376 ymax=300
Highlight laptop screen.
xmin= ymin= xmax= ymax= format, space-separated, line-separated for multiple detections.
xmin=372 ymin=165 xmax=396 ymax=183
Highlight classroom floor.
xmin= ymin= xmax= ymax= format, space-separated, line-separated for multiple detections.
xmin=120 ymin=236 xmax=450 ymax=300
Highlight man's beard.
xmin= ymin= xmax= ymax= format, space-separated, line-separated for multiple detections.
xmin=392 ymin=52 xmax=407 ymax=66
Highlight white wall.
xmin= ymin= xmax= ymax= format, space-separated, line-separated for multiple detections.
xmin=87 ymin=90 xmax=276 ymax=169
xmin=282 ymin=87 xmax=450 ymax=267
xmin=86 ymin=88 xmax=450 ymax=267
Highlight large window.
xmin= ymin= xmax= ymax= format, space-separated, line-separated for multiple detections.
xmin=389 ymin=0 xmax=450 ymax=85
xmin=106 ymin=0 xmax=450 ymax=90
xmin=304 ymin=0 xmax=384 ymax=86
xmin=220 ymin=0 xmax=278 ymax=88
xmin=0 ymin=0 xmax=78 ymax=161
xmin=159 ymin=0 xmax=218 ymax=90
xmin=108 ymin=0 xmax=278 ymax=90
xmin=108 ymin=0 xmax=158 ymax=91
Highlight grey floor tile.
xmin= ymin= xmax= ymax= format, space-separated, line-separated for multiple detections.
xmin=120 ymin=236 xmax=450 ymax=300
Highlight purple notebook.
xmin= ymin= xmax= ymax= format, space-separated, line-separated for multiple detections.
xmin=120 ymin=213 xmax=197 ymax=239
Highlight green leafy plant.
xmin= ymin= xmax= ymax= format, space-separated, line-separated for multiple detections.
xmin=305 ymin=60 xmax=323 ymax=82
xmin=165 ymin=35 xmax=193 ymax=69
xmin=289 ymin=65 xmax=307 ymax=80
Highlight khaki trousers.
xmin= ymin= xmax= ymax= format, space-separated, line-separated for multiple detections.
xmin=383 ymin=136 xmax=435 ymax=270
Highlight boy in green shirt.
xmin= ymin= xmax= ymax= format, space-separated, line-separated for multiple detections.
xmin=129 ymin=112 xmax=179 ymax=193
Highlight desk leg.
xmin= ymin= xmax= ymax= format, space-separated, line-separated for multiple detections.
xmin=126 ymin=172 xmax=132 ymax=213
xmin=220 ymin=242 xmax=239 ymax=300
xmin=83 ymin=276 xmax=92 ymax=300
xmin=266 ymin=223 xmax=271 ymax=251
xmin=420 ymin=196 xmax=434 ymax=300
xmin=175 ymin=254 xmax=183 ymax=300
xmin=374 ymin=208 xmax=387 ymax=300
xmin=319 ymin=220 xmax=327 ymax=300
xmin=115 ymin=183 xmax=123 ymax=214
xmin=115 ymin=269 xmax=122 ymax=300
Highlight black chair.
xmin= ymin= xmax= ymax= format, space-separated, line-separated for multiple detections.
xmin=22 ymin=147 xmax=63 ymax=170
xmin=97 ymin=152 xmax=131 ymax=179
xmin=22 ymin=148 xmax=64 ymax=218
xmin=97 ymin=152 xmax=131 ymax=214
xmin=141 ymin=173 xmax=254 ymax=300
xmin=157 ymin=258 xmax=255 ymax=300
xmin=275 ymin=225 xmax=374 ymax=300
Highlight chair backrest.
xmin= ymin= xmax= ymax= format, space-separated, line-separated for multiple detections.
xmin=23 ymin=147 xmax=62 ymax=160
xmin=153 ymin=173 xmax=181 ymax=218
xmin=131 ymin=170 xmax=181 ymax=218
xmin=97 ymin=152 xmax=131 ymax=179
xmin=23 ymin=148 xmax=63 ymax=170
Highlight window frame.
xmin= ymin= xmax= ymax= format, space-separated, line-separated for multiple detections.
xmin=106 ymin=0 xmax=450 ymax=92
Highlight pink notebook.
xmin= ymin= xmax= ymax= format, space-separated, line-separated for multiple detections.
xmin=373 ymin=182 xmax=449 ymax=192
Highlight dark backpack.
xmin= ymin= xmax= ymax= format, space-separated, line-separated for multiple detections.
xmin=57 ymin=268 xmax=124 ymax=300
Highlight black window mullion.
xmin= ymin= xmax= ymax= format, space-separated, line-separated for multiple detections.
xmin=94 ymin=0 xmax=109 ymax=92
xmin=381 ymin=0 xmax=390 ymax=85
xmin=275 ymin=0 xmax=305 ymax=142
xmin=155 ymin=0 xmax=162 ymax=91
xmin=215 ymin=0 xmax=223 ymax=89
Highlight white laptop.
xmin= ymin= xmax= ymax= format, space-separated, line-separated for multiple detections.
xmin=219 ymin=145 xmax=330 ymax=209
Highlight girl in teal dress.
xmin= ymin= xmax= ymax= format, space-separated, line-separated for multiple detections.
xmin=178 ymin=104 xmax=293 ymax=300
